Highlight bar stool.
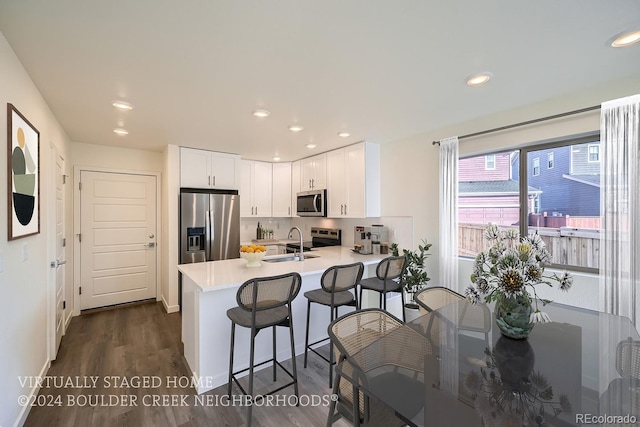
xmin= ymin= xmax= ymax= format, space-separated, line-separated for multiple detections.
xmin=304 ymin=262 xmax=363 ymax=388
xmin=358 ymin=255 xmax=407 ymax=321
xmin=227 ymin=272 xmax=302 ymax=426
xmin=414 ymin=286 xmax=464 ymax=312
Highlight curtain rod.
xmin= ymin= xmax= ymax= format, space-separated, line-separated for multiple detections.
xmin=431 ymin=105 xmax=601 ymax=145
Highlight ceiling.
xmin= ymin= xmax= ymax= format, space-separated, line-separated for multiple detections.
xmin=1 ymin=1 xmax=639 ymax=162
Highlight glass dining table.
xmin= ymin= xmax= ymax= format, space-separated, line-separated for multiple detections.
xmin=335 ymin=300 xmax=640 ymax=426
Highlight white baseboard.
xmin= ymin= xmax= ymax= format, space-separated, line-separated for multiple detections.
xmin=162 ymin=295 xmax=180 ymax=313
xmin=13 ymin=359 xmax=51 ymax=427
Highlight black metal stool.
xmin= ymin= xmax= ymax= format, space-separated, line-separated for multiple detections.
xmin=303 ymin=262 xmax=363 ymax=388
xmin=358 ymin=255 xmax=407 ymax=321
xmin=227 ymin=272 xmax=302 ymax=426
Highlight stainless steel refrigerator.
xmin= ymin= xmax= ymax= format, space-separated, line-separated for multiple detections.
xmin=180 ymin=189 xmax=240 ymax=264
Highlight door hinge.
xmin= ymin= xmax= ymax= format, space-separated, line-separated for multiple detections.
xmin=78 ymin=234 xmax=82 ymax=242
xmin=62 ymin=237 xmax=66 ymax=247
xmin=79 ymin=287 xmax=82 ymax=295
xmin=63 ymin=301 xmax=66 ymax=309
xmin=63 ymin=174 xmax=67 ymax=184
xmin=79 ymin=182 xmax=82 ymax=191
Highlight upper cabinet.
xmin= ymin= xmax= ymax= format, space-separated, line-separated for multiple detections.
xmin=180 ymin=147 xmax=241 ymax=190
xmin=240 ymin=160 xmax=273 ymax=217
xmin=300 ymin=153 xmax=326 ymax=190
xmin=326 ymin=142 xmax=380 ymax=218
xmin=291 ymin=161 xmax=301 ymax=216
xmin=272 ymin=162 xmax=293 ymax=217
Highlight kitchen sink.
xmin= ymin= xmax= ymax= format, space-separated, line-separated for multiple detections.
xmin=263 ymin=254 xmax=320 ymax=263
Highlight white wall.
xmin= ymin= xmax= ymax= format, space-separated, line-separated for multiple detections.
xmin=380 ymin=75 xmax=640 ymax=309
xmin=0 ymin=31 xmax=71 ymax=427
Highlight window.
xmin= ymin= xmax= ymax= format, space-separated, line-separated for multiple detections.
xmin=485 ymin=154 xmax=496 ymax=170
xmin=458 ymin=135 xmax=601 ymax=273
xmin=588 ymin=144 xmax=600 ymax=162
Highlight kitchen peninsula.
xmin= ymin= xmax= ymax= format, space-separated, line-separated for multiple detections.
xmin=178 ymin=246 xmax=387 ymax=393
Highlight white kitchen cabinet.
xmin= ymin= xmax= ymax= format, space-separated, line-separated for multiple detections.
xmin=326 ymin=142 xmax=380 ymax=218
xmin=272 ymin=162 xmax=293 ymax=217
xmin=300 ymin=153 xmax=326 ymax=190
xmin=291 ymin=160 xmax=301 ymax=215
xmin=180 ymin=147 xmax=241 ymax=190
xmin=240 ymin=160 xmax=273 ymax=217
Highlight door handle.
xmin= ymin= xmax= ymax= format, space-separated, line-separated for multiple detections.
xmin=213 ymin=176 xmax=216 ymax=186
xmin=344 ymin=204 xmax=347 ymax=215
xmin=340 ymin=204 xmax=344 ymax=215
xmin=50 ymin=260 xmax=67 ymax=268
xmin=147 ymin=242 xmax=156 ymax=248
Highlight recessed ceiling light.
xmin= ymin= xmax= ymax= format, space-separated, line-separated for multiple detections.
xmin=252 ymin=109 xmax=270 ymax=118
xmin=337 ymin=132 xmax=351 ymax=138
xmin=113 ymin=128 xmax=129 ymax=136
xmin=611 ymin=30 xmax=640 ymax=47
xmin=306 ymin=144 xmax=317 ymax=149
xmin=288 ymin=125 xmax=304 ymax=132
xmin=272 ymin=156 xmax=281 ymax=161
xmin=466 ymin=72 xmax=493 ymax=86
xmin=112 ymin=100 xmax=134 ymax=111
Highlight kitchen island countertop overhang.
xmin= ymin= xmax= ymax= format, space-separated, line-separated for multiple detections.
xmin=178 ymin=246 xmax=388 ymax=394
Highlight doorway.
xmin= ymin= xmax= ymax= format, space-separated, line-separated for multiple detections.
xmin=77 ymin=169 xmax=158 ymax=310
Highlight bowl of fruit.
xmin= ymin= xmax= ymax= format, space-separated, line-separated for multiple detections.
xmin=240 ymin=245 xmax=267 ymax=267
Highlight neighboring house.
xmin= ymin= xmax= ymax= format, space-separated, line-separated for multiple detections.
xmin=459 ymin=152 xmax=541 ymax=226
xmin=525 ymin=143 xmax=601 ymax=217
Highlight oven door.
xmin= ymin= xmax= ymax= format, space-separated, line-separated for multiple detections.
xmin=296 ymin=190 xmax=326 ymax=217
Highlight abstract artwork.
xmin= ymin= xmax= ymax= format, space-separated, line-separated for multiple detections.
xmin=7 ymin=103 xmax=40 ymax=240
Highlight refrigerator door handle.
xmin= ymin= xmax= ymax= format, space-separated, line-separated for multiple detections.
xmin=205 ymin=210 xmax=211 ymax=260
xmin=209 ymin=209 xmax=214 ymax=259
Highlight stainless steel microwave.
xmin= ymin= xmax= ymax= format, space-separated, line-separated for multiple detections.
xmin=296 ymin=189 xmax=327 ymax=217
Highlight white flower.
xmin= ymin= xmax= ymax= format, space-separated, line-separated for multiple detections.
xmin=530 ymin=310 xmax=551 ymax=324
xmin=558 ymin=271 xmax=573 ymax=292
xmin=484 ymin=223 xmax=501 ymax=241
xmin=465 ymin=286 xmax=481 ymax=304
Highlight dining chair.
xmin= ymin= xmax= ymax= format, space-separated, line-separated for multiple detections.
xmin=358 ymin=255 xmax=407 ymax=321
xmin=303 ymin=262 xmax=364 ymax=388
xmin=326 ymin=308 xmax=412 ymax=427
xmin=414 ymin=286 xmax=464 ymax=312
xmin=226 ymin=272 xmax=302 ymax=426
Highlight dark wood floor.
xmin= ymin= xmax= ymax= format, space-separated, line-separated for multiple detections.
xmin=25 ymin=302 xmax=350 ymax=427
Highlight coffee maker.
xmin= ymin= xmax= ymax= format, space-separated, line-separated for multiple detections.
xmin=354 ymin=225 xmax=389 ymax=254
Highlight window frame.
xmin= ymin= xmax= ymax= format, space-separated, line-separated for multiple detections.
xmin=458 ymin=132 xmax=600 ymax=274
xmin=547 ymin=152 xmax=554 ymax=169
xmin=485 ymin=154 xmax=496 ymax=170
xmin=532 ymin=157 xmax=540 ymax=176
xmin=588 ymin=144 xmax=600 ymax=163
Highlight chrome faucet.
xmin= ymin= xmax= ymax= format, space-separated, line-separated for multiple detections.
xmin=288 ymin=226 xmax=304 ymax=261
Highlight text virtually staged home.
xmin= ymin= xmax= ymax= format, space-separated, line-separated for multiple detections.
xmin=1 ymin=1 xmax=640 ymax=426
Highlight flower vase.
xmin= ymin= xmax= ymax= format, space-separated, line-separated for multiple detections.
xmin=495 ymin=296 xmax=534 ymax=339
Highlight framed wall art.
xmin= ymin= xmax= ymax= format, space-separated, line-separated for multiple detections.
xmin=7 ymin=103 xmax=40 ymax=240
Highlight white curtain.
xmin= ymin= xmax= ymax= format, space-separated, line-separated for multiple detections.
xmin=439 ymin=137 xmax=459 ymax=292
xmin=600 ymin=94 xmax=640 ymax=326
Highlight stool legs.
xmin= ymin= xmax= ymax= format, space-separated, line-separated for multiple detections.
xmin=288 ymin=317 xmax=299 ymax=399
xmin=227 ymin=322 xmax=236 ymax=397
xmin=273 ymin=326 xmax=277 ymax=381
xmin=304 ymin=299 xmax=312 ymax=368
xmin=247 ymin=327 xmax=257 ymax=427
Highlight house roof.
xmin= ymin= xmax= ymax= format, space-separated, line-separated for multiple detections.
xmin=562 ymin=174 xmax=601 ymax=187
xmin=459 ymin=180 xmax=541 ymax=195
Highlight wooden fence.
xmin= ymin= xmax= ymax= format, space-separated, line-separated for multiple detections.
xmin=459 ymin=223 xmax=600 ymax=269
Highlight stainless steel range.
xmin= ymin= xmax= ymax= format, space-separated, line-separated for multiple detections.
xmin=285 ymin=227 xmax=341 ymax=253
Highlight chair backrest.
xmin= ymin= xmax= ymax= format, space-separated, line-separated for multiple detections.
xmin=616 ymin=338 xmax=640 ymax=379
xmin=321 ymin=262 xmax=364 ymax=294
xmin=375 ymin=255 xmax=406 ymax=290
xmin=328 ymin=308 xmax=404 ymax=361
xmin=415 ymin=286 xmax=464 ymax=312
xmin=236 ymin=272 xmax=302 ymax=312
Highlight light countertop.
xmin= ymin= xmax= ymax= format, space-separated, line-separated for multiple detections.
xmin=178 ymin=246 xmax=386 ymax=293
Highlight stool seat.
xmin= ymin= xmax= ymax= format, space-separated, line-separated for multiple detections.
xmin=358 ymin=276 xmax=402 ymax=293
xmin=304 ymin=289 xmax=355 ymax=307
xmin=226 ymin=306 xmax=289 ymax=329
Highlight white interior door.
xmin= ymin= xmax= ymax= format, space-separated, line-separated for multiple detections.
xmin=80 ymin=171 xmax=157 ymax=310
xmin=51 ymin=149 xmax=66 ymax=359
